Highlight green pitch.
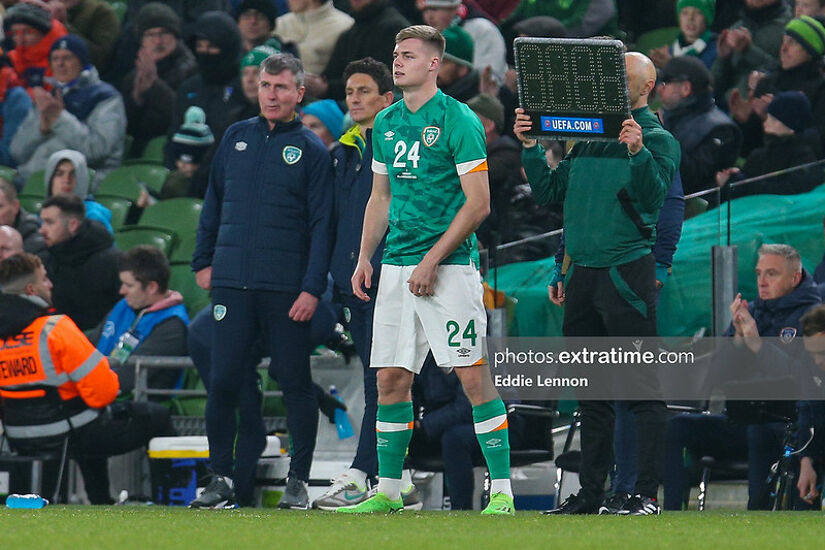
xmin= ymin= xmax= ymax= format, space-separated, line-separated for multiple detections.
xmin=0 ymin=507 xmax=823 ymax=550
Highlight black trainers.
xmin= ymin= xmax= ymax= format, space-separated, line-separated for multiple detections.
xmin=598 ymin=492 xmax=631 ymax=515
xmin=278 ymin=477 xmax=310 ymax=510
xmin=189 ymin=475 xmax=236 ymax=509
xmin=621 ymin=494 xmax=661 ymax=516
xmin=542 ymin=492 xmax=599 ymax=515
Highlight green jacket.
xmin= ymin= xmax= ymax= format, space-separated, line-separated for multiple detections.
xmin=522 ymin=106 xmax=680 ymax=268
xmin=67 ymin=0 xmax=121 ymax=69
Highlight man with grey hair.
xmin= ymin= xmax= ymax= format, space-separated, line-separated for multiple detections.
xmin=191 ymin=53 xmax=333 ymax=509
xmin=0 ymin=225 xmax=24 ymax=261
xmin=664 ymin=242 xmax=821 ymax=510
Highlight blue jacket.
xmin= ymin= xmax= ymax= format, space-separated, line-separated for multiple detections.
xmin=0 ymin=86 xmax=31 ymax=166
xmin=97 ymin=297 xmax=189 ymax=356
xmin=192 ymin=115 xmax=334 ymax=296
xmin=330 ymin=125 xmax=385 ymax=294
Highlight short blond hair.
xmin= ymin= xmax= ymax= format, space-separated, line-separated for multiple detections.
xmin=395 ymin=25 xmax=445 ymax=58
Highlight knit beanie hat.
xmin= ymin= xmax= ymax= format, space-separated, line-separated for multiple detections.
xmin=240 ymin=45 xmax=279 ymax=73
xmin=766 ymin=91 xmax=811 ymax=133
xmin=676 ymin=0 xmax=715 ymax=27
xmin=3 ymin=2 xmax=52 ymax=35
xmin=442 ymin=25 xmax=474 ymax=68
xmin=785 ymin=16 xmax=825 ymax=59
xmin=236 ymin=0 xmax=278 ymax=28
xmin=302 ymin=99 xmax=344 ymax=140
xmin=136 ymin=2 xmax=182 ymax=39
xmin=468 ymin=93 xmax=504 ymax=133
xmin=172 ymin=106 xmax=215 ymax=164
xmin=50 ymin=34 xmax=92 ymax=68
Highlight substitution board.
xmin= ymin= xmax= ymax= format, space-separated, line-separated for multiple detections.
xmin=514 ymin=37 xmax=630 ymax=141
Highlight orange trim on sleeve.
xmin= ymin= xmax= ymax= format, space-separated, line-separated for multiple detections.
xmin=468 ymin=160 xmax=488 ymax=173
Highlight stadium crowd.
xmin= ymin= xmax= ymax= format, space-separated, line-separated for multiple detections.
xmin=0 ymin=0 xmax=824 ymax=513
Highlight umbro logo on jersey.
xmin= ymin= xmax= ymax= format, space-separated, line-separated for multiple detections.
xmin=422 ymin=126 xmax=440 ymax=146
xmin=383 ymin=131 xmax=395 ymax=139
xmin=235 ymin=141 xmax=247 ymax=151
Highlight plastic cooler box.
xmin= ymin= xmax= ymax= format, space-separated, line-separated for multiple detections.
xmin=148 ymin=435 xmax=282 ymax=506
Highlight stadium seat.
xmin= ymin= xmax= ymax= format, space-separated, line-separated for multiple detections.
xmin=97 ymin=177 xmax=142 ymax=202
xmin=0 ymin=164 xmax=16 ymax=182
xmin=100 ymin=164 xmax=170 ymax=195
xmin=17 ymin=193 xmax=42 ymax=214
xmin=114 ymin=227 xmax=176 ymax=255
xmin=684 ymin=197 xmax=709 ymax=220
xmin=22 ymin=169 xmax=45 ymax=196
xmin=633 ymin=26 xmax=680 ymax=55
xmin=169 ymin=262 xmax=210 ymax=317
xmin=95 ymin=194 xmax=134 ymax=231
xmin=138 ymin=198 xmax=203 ymax=236
xmin=140 ymin=135 xmax=167 ymax=164
xmin=169 ymin=232 xmax=198 ymax=264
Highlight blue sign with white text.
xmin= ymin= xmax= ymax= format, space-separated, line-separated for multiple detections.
xmin=540 ymin=116 xmax=605 ymax=134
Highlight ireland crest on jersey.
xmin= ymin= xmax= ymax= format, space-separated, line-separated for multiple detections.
xmin=422 ymin=126 xmax=440 ymax=147
xmin=283 ymin=145 xmax=302 ymax=164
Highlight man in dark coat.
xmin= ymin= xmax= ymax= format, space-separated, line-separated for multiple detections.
xmin=39 ymin=194 xmax=119 ymax=331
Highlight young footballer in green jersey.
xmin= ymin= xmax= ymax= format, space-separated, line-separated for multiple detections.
xmin=341 ymin=25 xmax=514 ymax=516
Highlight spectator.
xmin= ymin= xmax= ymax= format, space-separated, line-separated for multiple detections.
xmin=468 ymin=92 xmax=560 ymax=262
xmin=0 ymin=252 xmax=174 ymax=505
xmin=437 ymin=25 xmax=478 ymax=103
xmin=711 ymin=0 xmax=791 ymax=104
xmin=39 ymin=193 xmax=119 ymax=331
xmin=311 ymin=57 xmax=395 ymax=511
xmin=233 ymin=45 xmax=278 ymax=125
xmin=44 ymin=149 xmax=112 ymax=232
xmin=664 ymin=244 xmax=820 ymax=510
xmin=0 ymin=50 xmax=32 ymax=167
xmin=164 ymin=11 xmax=246 ymax=198
xmin=738 ymin=15 xmax=825 ymax=157
xmin=156 ymin=106 xmax=215 ymax=200
xmin=796 ymin=305 xmax=825 ymax=507
xmin=301 ymin=98 xmax=343 ymax=149
xmin=505 ymin=0 xmax=619 ymax=38
xmin=795 ymin=0 xmax=825 ymax=17
xmin=650 ymin=0 xmax=719 ymax=70
xmin=516 ymin=53 xmax=680 ymax=516
xmin=10 ymin=34 xmax=126 ymax=187
xmin=274 ymin=0 xmax=353 ymax=77
xmin=92 ymin=245 xmax=189 ymax=393
xmin=3 ymin=1 xmax=67 ymax=90
xmin=0 ymin=224 xmax=24 ymax=260
xmin=47 ymin=0 xmax=120 ymax=70
xmin=120 ymin=0 xmax=229 ymax=40
xmin=121 ymin=3 xmax=197 ymax=158
xmin=190 ymin=53 xmax=333 ymax=510
xmin=0 ymin=179 xmax=46 ymax=256
xmin=235 ymin=0 xmax=281 ymax=53
xmin=312 ymin=0 xmax=409 ymax=100
xmin=717 ymin=91 xmax=821 ymax=198
xmin=418 ymin=0 xmax=507 ymax=87
xmin=659 ymin=55 xmax=742 ymax=197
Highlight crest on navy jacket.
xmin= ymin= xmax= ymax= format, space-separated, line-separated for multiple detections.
xmin=213 ymin=304 xmax=227 ymax=321
xmin=283 ymin=145 xmax=302 ymax=164
xmin=779 ymin=327 xmax=797 ymax=344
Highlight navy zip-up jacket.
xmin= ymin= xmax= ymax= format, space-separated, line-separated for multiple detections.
xmin=330 ymin=125 xmax=385 ymax=294
xmin=192 ymin=115 xmax=334 ymax=296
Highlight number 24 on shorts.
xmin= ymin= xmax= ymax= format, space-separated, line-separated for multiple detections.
xmin=446 ymin=319 xmax=477 ymax=347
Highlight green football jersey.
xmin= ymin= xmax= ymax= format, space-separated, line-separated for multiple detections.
xmin=372 ymin=90 xmax=487 ymax=266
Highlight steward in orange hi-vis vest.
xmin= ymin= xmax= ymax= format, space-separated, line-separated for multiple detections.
xmin=0 ymin=292 xmax=119 ymax=441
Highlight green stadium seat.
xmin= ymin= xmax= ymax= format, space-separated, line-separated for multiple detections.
xmin=633 ymin=26 xmax=680 ymax=55
xmin=138 ymin=198 xmax=203 ymax=236
xmin=95 ymin=194 xmax=134 ymax=230
xmin=114 ymin=227 xmax=176 ymax=255
xmin=141 ymin=135 xmax=167 ymax=164
xmin=97 ymin=177 xmax=142 ymax=202
xmin=0 ymin=165 xmax=16 ymax=182
xmin=17 ymin=193 xmax=42 ymax=214
xmin=169 ymin=232 xmax=198 ymax=264
xmin=169 ymin=262 xmax=210 ymax=318
xmin=22 ymin=169 xmax=45 ymax=196
xmin=100 ymin=164 xmax=170 ymax=195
